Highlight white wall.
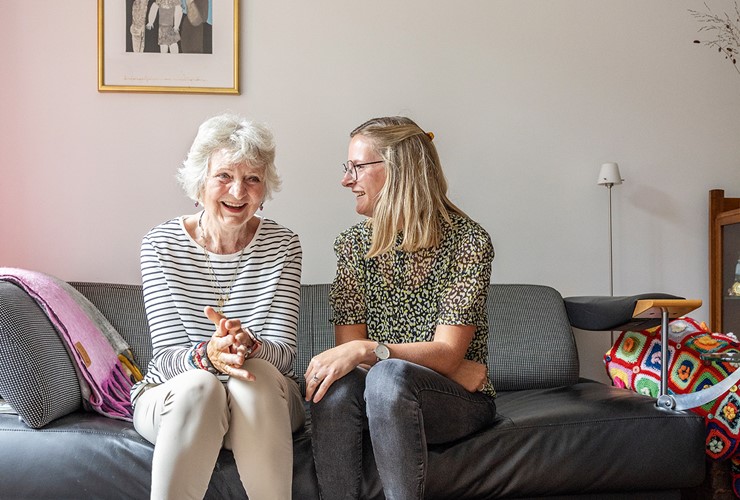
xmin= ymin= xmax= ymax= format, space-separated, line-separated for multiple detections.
xmin=2 ymin=1 xmax=739 ymax=383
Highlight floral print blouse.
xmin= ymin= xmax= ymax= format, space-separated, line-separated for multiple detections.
xmin=329 ymin=212 xmax=496 ymax=396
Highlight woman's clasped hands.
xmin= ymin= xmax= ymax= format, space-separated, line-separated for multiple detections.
xmin=204 ymin=306 xmax=260 ymax=381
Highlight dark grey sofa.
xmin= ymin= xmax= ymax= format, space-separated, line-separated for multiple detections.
xmin=0 ymin=282 xmax=706 ymax=499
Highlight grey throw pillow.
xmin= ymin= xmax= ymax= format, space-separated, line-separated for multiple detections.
xmin=0 ymin=281 xmax=82 ymax=428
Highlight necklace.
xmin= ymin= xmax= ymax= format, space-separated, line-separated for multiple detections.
xmin=198 ymin=211 xmax=246 ymax=313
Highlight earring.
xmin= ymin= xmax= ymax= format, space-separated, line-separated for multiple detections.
xmin=194 ymin=201 xmax=199 ymax=208
xmin=259 ymin=203 xmax=264 ymax=210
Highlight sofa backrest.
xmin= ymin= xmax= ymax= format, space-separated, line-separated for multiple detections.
xmin=70 ymin=282 xmax=153 ymax=374
xmin=295 ymin=285 xmax=335 ymax=393
xmin=486 ymin=284 xmax=579 ymax=390
xmin=69 ymin=282 xmax=580 ymax=393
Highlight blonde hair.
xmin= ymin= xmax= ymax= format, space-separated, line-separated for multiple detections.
xmin=350 ymin=116 xmax=466 ymax=258
xmin=177 ymin=113 xmax=281 ymax=205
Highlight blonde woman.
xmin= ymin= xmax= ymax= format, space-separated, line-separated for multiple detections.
xmin=305 ymin=116 xmax=497 ymax=500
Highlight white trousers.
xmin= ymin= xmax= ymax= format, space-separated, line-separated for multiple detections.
xmin=133 ymin=358 xmax=305 ymax=500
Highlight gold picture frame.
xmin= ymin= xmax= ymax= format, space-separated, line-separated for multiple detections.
xmin=98 ymin=0 xmax=239 ymax=94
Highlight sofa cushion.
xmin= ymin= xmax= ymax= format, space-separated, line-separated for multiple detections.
xmin=422 ymin=381 xmax=705 ymax=498
xmin=0 ymin=281 xmax=81 ymax=428
xmin=69 ymin=282 xmax=153 ymax=371
xmin=487 ymin=284 xmax=580 ymax=391
xmin=0 ymin=411 xmax=153 ymax=499
xmin=0 ymin=409 xmax=320 ymax=500
xmin=296 ymin=284 xmax=335 ymax=394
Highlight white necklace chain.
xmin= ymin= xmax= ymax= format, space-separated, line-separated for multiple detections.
xmin=198 ymin=211 xmax=245 ymax=312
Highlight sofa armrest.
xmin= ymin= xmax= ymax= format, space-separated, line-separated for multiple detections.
xmin=564 ymin=293 xmax=683 ymax=331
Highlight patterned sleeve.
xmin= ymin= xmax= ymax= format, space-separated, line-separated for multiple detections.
xmin=437 ymin=221 xmax=494 ymax=326
xmin=329 ymin=228 xmax=367 ymax=325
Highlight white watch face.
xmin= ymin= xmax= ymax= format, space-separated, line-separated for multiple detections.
xmin=375 ymin=343 xmax=390 ymax=360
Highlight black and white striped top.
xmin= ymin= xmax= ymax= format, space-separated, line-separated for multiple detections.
xmin=131 ymin=214 xmax=302 ymax=403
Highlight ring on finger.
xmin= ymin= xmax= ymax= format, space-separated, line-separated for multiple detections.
xmin=311 ymin=375 xmax=320 ymax=383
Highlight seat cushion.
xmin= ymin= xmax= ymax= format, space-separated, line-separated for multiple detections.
xmin=423 ymin=381 xmax=705 ymax=499
xmin=0 ymin=281 xmax=81 ymax=428
xmin=0 ymin=409 xmax=320 ymax=500
xmin=0 ymin=411 xmax=152 ymax=499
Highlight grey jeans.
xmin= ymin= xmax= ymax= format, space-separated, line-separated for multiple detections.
xmin=310 ymin=359 xmax=497 ymax=500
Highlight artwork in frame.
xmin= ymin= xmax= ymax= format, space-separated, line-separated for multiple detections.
xmin=98 ymin=0 xmax=239 ymax=94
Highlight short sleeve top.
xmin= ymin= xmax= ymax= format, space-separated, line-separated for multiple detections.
xmin=329 ymin=212 xmax=495 ymax=396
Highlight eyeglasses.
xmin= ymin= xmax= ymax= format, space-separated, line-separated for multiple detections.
xmin=341 ymin=160 xmax=384 ymax=181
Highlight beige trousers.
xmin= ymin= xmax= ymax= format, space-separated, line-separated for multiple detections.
xmin=133 ymin=358 xmax=305 ymax=500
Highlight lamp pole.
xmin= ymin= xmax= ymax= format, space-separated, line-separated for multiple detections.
xmin=597 ymin=162 xmax=623 ymax=344
xmin=607 ymin=182 xmax=615 ymax=298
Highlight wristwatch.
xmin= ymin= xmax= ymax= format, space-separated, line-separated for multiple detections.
xmin=374 ymin=342 xmax=390 ymax=361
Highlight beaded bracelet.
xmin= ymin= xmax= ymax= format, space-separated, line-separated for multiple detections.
xmin=190 ymin=341 xmax=218 ymax=374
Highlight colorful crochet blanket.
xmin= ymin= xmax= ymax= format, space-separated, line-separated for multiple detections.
xmin=605 ymin=317 xmax=740 ymax=496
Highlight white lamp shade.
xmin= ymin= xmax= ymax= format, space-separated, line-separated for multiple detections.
xmin=597 ymin=162 xmax=624 ymax=186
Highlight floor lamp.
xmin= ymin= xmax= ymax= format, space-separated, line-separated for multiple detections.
xmin=597 ymin=162 xmax=624 ymax=344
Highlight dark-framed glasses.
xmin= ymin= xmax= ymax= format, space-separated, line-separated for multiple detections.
xmin=341 ymin=160 xmax=384 ymax=181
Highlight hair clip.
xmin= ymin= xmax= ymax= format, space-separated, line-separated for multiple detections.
xmin=426 ymin=132 xmax=434 ymax=141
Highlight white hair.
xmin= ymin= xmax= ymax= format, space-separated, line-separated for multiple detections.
xmin=177 ymin=113 xmax=281 ymax=204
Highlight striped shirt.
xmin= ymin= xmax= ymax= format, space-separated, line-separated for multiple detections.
xmin=131 ymin=214 xmax=302 ymax=403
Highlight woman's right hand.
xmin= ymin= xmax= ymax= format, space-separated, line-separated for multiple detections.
xmin=204 ymin=306 xmax=255 ymax=381
xmin=304 ymin=341 xmax=371 ymax=403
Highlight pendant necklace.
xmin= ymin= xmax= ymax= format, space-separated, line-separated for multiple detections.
xmin=198 ymin=211 xmax=246 ymax=313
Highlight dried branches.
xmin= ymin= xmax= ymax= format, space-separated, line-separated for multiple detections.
xmin=690 ymin=1 xmax=740 ymax=75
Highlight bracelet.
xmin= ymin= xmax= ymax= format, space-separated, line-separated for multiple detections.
xmin=190 ymin=341 xmax=218 ymax=374
xmin=243 ymin=327 xmax=262 ymax=358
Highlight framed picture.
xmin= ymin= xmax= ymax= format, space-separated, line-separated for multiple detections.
xmin=98 ymin=0 xmax=239 ymax=94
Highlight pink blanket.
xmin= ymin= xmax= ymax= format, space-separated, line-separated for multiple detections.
xmin=0 ymin=268 xmax=138 ymax=421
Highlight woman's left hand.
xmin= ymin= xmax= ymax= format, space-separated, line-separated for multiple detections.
xmin=449 ymin=359 xmax=488 ymax=393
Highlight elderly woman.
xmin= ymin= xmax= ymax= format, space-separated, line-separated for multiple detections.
xmin=131 ymin=113 xmax=304 ymax=500
xmin=305 ymin=116 xmax=497 ymax=500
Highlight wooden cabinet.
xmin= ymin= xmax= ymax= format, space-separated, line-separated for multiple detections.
xmin=710 ymin=189 xmax=740 ymax=333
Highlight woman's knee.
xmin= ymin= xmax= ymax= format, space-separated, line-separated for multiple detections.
xmin=365 ymin=359 xmax=415 ymax=399
xmin=226 ymin=358 xmax=287 ymax=405
xmin=311 ymin=367 xmax=366 ymax=415
xmin=166 ymin=369 xmax=227 ymax=410
xmin=238 ymin=358 xmax=283 ymax=390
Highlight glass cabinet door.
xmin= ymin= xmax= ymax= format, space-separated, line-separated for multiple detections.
xmin=710 ymin=189 xmax=740 ymax=334
xmin=723 ymin=220 xmax=740 ymax=334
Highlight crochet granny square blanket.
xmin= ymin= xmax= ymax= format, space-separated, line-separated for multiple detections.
xmin=605 ymin=317 xmax=740 ymax=496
